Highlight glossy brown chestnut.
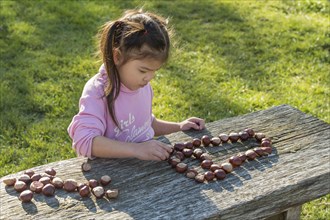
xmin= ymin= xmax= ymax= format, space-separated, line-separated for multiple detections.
xmin=221 ymin=162 xmax=233 ymax=173
xmin=52 ymin=177 xmax=64 ymax=189
xmin=78 ymin=183 xmax=89 ymax=191
xmin=89 ymin=179 xmax=99 ymax=188
xmin=175 ymin=151 xmax=185 ymax=161
xmin=81 ymin=162 xmax=92 ymax=172
xmin=14 ymin=180 xmax=27 ymax=192
xmin=63 ymin=179 xmax=78 ymax=192
xmin=194 ymin=174 xmax=205 ymax=183
xmin=193 ymin=149 xmax=203 ymax=159
xmin=201 ymin=135 xmax=211 ymax=147
xmin=106 ymin=189 xmax=119 ymax=199
xmin=210 ymin=137 xmax=221 ymax=146
xmin=182 ymin=148 xmax=193 ymax=158
xmin=45 ymin=168 xmax=56 ymax=176
xmin=79 ymin=185 xmax=91 ymax=197
xmin=261 ymin=140 xmax=271 ymax=147
xmin=261 ymin=137 xmax=272 ymax=144
xmin=39 ymin=176 xmax=51 ymax=185
xmin=214 ymin=169 xmax=226 ymax=180
xmin=100 ymin=175 xmax=112 ymax=186
xmin=174 ymin=143 xmax=185 ymax=151
xmin=210 ymin=164 xmax=221 ymax=172
xmin=200 ymin=153 xmax=212 ymax=161
xmin=244 ymin=128 xmax=255 ymax=137
xmin=19 ymin=190 xmax=33 ymax=202
xmin=204 ymin=171 xmax=215 ymax=181
xmin=192 ymin=138 xmax=202 ymax=147
xmin=186 ymin=169 xmax=198 ymax=179
xmin=18 ymin=174 xmax=31 ymax=184
xmin=30 ymin=181 xmax=44 ymax=193
xmin=245 ymin=149 xmax=258 ymax=160
xmin=261 ymin=146 xmax=272 ymax=155
xmin=42 ymin=183 xmax=55 ymax=196
xmin=237 ymin=153 xmax=247 ymax=162
xmin=255 ymin=132 xmax=266 ymax=141
xmin=219 ymin=133 xmax=229 ymax=143
xmin=184 ymin=141 xmax=194 ymax=149
xmin=201 ymin=160 xmax=213 ymax=169
xmin=229 ymin=155 xmax=242 ymax=167
xmin=31 ymin=173 xmax=42 ymax=182
xmin=169 ymin=156 xmax=181 ymax=168
xmin=176 ymin=163 xmax=188 ymax=173
xmin=254 ymin=147 xmax=268 ymax=156
xmin=239 ymin=131 xmax=249 ymax=141
xmin=229 ymin=132 xmax=240 ymax=142
xmin=3 ymin=177 xmax=16 ymax=186
xmin=24 ymin=170 xmax=35 ymax=178
xmin=92 ymin=186 xmax=105 ymax=199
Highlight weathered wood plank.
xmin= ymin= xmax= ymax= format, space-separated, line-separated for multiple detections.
xmin=1 ymin=105 xmax=329 ymax=220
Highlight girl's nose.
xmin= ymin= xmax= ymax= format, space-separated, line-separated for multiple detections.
xmin=144 ymin=72 xmax=155 ymax=82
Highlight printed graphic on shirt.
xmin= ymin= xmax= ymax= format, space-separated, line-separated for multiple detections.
xmin=114 ymin=113 xmax=153 ymax=142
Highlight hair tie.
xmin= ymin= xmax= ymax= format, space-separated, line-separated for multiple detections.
xmin=143 ymin=29 xmax=148 ymax=35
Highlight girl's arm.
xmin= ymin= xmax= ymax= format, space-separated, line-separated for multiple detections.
xmin=152 ymin=117 xmax=205 ymax=136
xmin=92 ymin=136 xmax=173 ymax=161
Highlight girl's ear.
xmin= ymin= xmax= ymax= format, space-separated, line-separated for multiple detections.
xmin=113 ymin=48 xmax=123 ymax=65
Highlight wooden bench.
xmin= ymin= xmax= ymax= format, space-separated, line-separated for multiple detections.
xmin=1 ymin=104 xmax=329 ymax=219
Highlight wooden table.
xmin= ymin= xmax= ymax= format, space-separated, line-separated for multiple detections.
xmin=1 ymin=105 xmax=329 ymax=220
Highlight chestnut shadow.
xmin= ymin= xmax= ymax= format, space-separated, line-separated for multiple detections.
xmin=21 ymin=201 xmax=38 ymax=215
xmin=33 ymin=193 xmax=60 ymax=209
xmin=5 ymin=185 xmax=19 ymax=197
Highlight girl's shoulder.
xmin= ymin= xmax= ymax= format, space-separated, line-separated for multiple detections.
xmin=82 ymin=65 xmax=108 ymax=98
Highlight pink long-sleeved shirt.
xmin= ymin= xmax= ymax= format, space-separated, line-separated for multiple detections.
xmin=67 ymin=65 xmax=155 ymax=158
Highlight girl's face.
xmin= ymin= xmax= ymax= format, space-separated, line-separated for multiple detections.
xmin=116 ymin=57 xmax=163 ymax=91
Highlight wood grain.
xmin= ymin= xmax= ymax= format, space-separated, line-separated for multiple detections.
xmin=1 ymin=105 xmax=329 ymax=220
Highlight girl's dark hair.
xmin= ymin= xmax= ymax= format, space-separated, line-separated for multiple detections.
xmin=97 ymin=9 xmax=171 ymax=128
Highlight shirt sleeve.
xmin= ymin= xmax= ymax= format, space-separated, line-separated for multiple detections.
xmin=67 ymin=78 xmax=107 ymax=158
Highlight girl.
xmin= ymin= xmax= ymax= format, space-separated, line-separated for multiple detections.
xmin=68 ymin=9 xmax=205 ymax=161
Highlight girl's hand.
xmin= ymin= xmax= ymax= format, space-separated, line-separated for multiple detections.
xmin=135 ymin=140 xmax=173 ymax=161
xmin=179 ymin=117 xmax=205 ymax=131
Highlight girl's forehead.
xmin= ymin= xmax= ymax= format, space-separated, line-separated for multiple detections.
xmin=130 ymin=58 xmax=163 ymax=70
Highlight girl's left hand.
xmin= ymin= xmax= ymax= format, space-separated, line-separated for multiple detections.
xmin=179 ymin=117 xmax=205 ymax=131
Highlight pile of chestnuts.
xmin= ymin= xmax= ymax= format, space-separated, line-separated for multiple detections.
xmin=2 ymin=164 xmax=119 ymax=203
xmin=168 ymin=128 xmax=273 ymax=183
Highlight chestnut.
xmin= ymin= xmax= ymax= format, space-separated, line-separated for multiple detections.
xmin=18 ymin=174 xmax=31 ymax=184
xmin=201 ymin=135 xmax=211 ymax=147
xmin=200 ymin=153 xmax=212 ymax=161
xmin=254 ymin=147 xmax=267 ymax=157
xmin=192 ymin=138 xmax=202 ymax=147
xmin=92 ymin=186 xmax=105 ymax=199
xmin=204 ymin=171 xmax=215 ymax=181
xmin=255 ymin=133 xmax=266 ymax=141
xmin=186 ymin=169 xmax=198 ymax=179
xmin=78 ymin=182 xmax=89 ymax=191
xmin=3 ymin=177 xmax=16 ymax=186
xmin=210 ymin=137 xmax=221 ymax=146
xmin=106 ymin=189 xmax=119 ymax=199
xmin=14 ymin=180 xmax=27 ymax=192
xmin=19 ymin=190 xmax=33 ymax=202
xmin=169 ymin=156 xmax=181 ymax=168
xmin=194 ymin=174 xmax=205 ymax=183
xmin=100 ymin=175 xmax=111 ymax=186
xmin=261 ymin=146 xmax=272 ymax=155
xmin=193 ymin=149 xmax=203 ymax=159
xmin=261 ymin=140 xmax=271 ymax=147
xmin=30 ymin=181 xmax=44 ymax=193
xmin=39 ymin=176 xmax=51 ymax=185
xmin=229 ymin=155 xmax=242 ymax=167
xmin=176 ymin=163 xmax=188 ymax=173
xmin=214 ymin=169 xmax=226 ymax=180
xmin=184 ymin=142 xmax=194 ymax=149
xmin=42 ymin=183 xmax=55 ymax=196
xmin=210 ymin=164 xmax=221 ymax=172
xmin=219 ymin=133 xmax=229 ymax=143
xmin=89 ymin=179 xmax=99 ymax=188
xmin=52 ymin=177 xmax=64 ymax=189
xmin=201 ymin=160 xmax=213 ymax=169
xmin=239 ymin=131 xmax=249 ymax=141
xmin=237 ymin=153 xmax=247 ymax=163
xmin=31 ymin=173 xmax=42 ymax=182
xmin=63 ymin=179 xmax=78 ymax=192
xmin=244 ymin=128 xmax=255 ymax=137
xmin=79 ymin=185 xmax=91 ymax=197
xmin=41 ymin=173 xmax=54 ymax=180
xmin=81 ymin=162 xmax=92 ymax=172
xmin=221 ymin=162 xmax=233 ymax=173
xmin=182 ymin=148 xmax=193 ymax=158
xmin=261 ymin=137 xmax=272 ymax=144
xmin=175 ymin=151 xmax=185 ymax=161
xmin=45 ymin=168 xmax=56 ymax=176
xmin=229 ymin=132 xmax=240 ymax=143
xmin=24 ymin=170 xmax=35 ymax=178
xmin=245 ymin=149 xmax=258 ymax=160
xmin=174 ymin=143 xmax=185 ymax=151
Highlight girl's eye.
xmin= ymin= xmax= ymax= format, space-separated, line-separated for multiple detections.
xmin=140 ymin=70 xmax=147 ymax=73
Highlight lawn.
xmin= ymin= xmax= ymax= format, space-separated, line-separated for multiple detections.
xmin=0 ymin=0 xmax=329 ymax=219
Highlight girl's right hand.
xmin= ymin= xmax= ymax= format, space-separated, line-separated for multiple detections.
xmin=135 ymin=140 xmax=173 ymax=161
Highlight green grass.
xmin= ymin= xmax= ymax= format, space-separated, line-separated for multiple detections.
xmin=0 ymin=0 xmax=329 ymax=218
